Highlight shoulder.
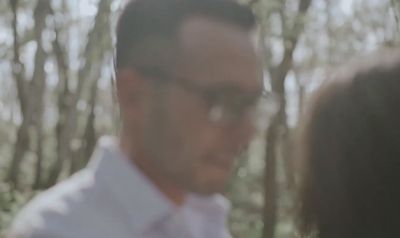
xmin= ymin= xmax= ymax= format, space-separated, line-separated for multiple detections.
xmin=8 ymin=169 xmax=125 ymax=238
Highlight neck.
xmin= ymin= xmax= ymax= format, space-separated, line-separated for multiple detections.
xmin=119 ymin=136 xmax=185 ymax=206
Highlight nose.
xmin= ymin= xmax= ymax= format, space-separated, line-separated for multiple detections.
xmin=225 ymin=112 xmax=256 ymax=149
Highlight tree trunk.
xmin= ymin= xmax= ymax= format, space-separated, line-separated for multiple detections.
xmin=70 ymin=82 xmax=98 ymax=174
xmin=7 ymin=0 xmax=26 ymax=187
xmin=33 ymin=126 xmax=44 ymax=189
xmin=262 ymin=0 xmax=312 ymax=237
xmin=7 ymin=0 xmax=51 ymax=188
xmin=47 ymin=0 xmax=112 ymax=186
xmin=263 ymin=116 xmax=279 ymax=238
xmin=8 ymin=123 xmax=29 ymax=187
xmin=30 ymin=0 xmax=51 ymax=189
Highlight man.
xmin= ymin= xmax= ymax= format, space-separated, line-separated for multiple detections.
xmin=9 ymin=0 xmax=265 ymax=237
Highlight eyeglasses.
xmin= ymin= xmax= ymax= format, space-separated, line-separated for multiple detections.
xmin=137 ymin=66 xmax=279 ymax=131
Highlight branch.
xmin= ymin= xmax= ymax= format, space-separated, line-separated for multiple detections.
xmin=274 ymin=0 xmax=313 ymax=84
xmin=7 ymin=0 xmax=52 ymax=188
xmin=248 ymin=0 xmax=260 ymax=7
xmin=47 ymin=0 xmax=113 ymax=186
xmin=262 ymin=1 xmax=313 ymax=237
xmin=258 ymin=0 xmax=282 ymax=72
xmin=391 ymin=0 xmax=400 ymax=34
xmin=9 ymin=0 xmax=27 ymax=116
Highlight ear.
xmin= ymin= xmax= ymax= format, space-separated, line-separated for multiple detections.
xmin=116 ymin=68 xmax=145 ymax=107
xmin=116 ymin=68 xmax=150 ymax=126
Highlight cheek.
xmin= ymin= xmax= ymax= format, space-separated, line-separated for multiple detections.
xmin=166 ymin=89 xmax=230 ymax=167
xmin=176 ymin=119 xmax=225 ymax=172
xmin=167 ymin=93 xmax=215 ymax=152
xmin=172 ymin=92 xmax=224 ymax=145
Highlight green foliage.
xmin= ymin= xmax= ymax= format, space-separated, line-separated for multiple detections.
xmin=1 ymin=0 xmax=399 ymax=237
xmin=0 ymin=183 xmax=34 ymax=237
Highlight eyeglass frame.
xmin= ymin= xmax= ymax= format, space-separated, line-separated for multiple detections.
xmin=135 ymin=66 xmax=279 ymax=130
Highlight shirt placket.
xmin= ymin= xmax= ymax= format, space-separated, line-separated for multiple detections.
xmin=163 ymin=210 xmax=194 ymax=238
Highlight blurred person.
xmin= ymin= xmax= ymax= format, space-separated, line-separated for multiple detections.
xmin=8 ymin=0 xmax=270 ymax=237
xmin=297 ymin=51 xmax=400 ymax=238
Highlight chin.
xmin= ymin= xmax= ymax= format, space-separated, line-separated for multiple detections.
xmin=188 ymin=166 xmax=232 ymax=194
xmin=193 ymin=187 xmax=223 ymax=195
xmin=193 ymin=179 xmax=228 ymax=195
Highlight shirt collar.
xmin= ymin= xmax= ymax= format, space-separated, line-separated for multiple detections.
xmin=88 ymin=136 xmax=231 ymax=233
xmin=88 ymin=136 xmax=176 ymax=234
xmin=186 ymin=193 xmax=231 ymax=217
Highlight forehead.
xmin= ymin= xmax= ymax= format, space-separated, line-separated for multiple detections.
xmin=176 ymin=17 xmax=262 ymax=92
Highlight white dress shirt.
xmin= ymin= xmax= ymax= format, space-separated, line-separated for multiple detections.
xmin=9 ymin=136 xmax=231 ymax=238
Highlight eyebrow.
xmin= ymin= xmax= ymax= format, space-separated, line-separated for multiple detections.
xmin=136 ymin=65 xmax=263 ymax=96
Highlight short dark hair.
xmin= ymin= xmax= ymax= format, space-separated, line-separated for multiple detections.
xmin=115 ymin=0 xmax=256 ymax=69
xmin=298 ymin=51 xmax=400 ymax=238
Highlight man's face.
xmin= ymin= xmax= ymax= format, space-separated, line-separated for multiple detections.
xmin=137 ymin=17 xmax=262 ymax=195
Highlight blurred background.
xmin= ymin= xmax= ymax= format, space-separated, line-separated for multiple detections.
xmin=0 ymin=0 xmax=399 ymax=237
